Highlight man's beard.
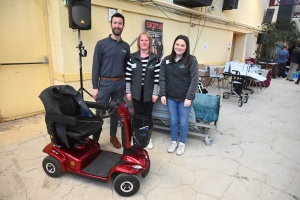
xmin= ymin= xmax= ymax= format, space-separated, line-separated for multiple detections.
xmin=112 ymin=28 xmax=123 ymax=36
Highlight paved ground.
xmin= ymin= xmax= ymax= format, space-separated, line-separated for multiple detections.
xmin=0 ymin=78 xmax=299 ymax=200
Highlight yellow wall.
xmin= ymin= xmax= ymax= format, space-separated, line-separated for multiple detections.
xmin=0 ymin=0 xmax=280 ymax=120
xmin=222 ymin=0 xmax=277 ymax=26
xmin=0 ymin=0 xmax=52 ymax=121
xmin=46 ymin=0 xmax=279 ymax=90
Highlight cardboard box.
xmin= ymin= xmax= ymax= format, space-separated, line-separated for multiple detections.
xmin=215 ymin=67 xmax=225 ymax=74
xmin=198 ymin=64 xmax=207 ymax=70
xmin=199 ymin=70 xmax=209 ymax=77
xmin=200 ymin=77 xmax=211 ymax=87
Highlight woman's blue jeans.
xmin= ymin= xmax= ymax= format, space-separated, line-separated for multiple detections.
xmin=167 ymin=98 xmax=192 ymax=143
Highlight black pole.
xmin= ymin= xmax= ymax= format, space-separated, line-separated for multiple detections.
xmin=77 ymin=29 xmax=92 ymax=99
xmin=78 ymin=30 xmax=83 ymax=97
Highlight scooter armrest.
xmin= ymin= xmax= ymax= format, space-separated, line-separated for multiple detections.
xmin=45 ymin=114 xmax=77 ymax=125
xmin=85 ymin=101 xmax=107 ymax=110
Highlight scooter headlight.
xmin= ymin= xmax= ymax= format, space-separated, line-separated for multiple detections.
xmin=131 ymin=165 xmax=143 ymax=170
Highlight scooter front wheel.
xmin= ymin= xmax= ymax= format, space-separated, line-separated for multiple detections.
xmin=42 ymin=156 xmax=63 ymax=177
xmin=114 ymin=174 xmax=140 ymax=197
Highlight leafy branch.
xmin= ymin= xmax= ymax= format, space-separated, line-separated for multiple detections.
xmin=264 ymin=19 xmax=300 ymax=47
xmin=262 ymin=19 xmax=300 ymax=60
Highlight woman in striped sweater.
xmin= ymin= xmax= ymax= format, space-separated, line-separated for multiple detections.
xmin=125 ymin=32 xmax=160 ymax=149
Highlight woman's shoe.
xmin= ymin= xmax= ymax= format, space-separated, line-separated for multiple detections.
xmin=176 ymin=142 xmax=185 ymax=156
xmin=167 ymin=141 xmax=178 ymax=153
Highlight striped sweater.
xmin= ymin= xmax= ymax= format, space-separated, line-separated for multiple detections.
xmin=125 ymin=56 xmax=160 ymax=95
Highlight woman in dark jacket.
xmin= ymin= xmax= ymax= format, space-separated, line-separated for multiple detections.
xmin=159 ymin=35 xmax=199 ymax=156
xmin=125 ymin=32 xmax=160 ymax=149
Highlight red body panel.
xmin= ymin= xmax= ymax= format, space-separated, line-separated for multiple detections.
xmin=117 ymin=103 xmax=132 ymax=149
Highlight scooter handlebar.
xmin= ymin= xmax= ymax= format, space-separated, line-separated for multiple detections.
xmin=85 ymin=99 xmax=123 ymax=119
xmin=97 ymin=99 xmax=123 ymax=119
xmin=85 ymin=101 xmax=108 ymax=110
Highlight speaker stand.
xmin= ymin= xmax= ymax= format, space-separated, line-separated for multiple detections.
xmin=77 ymin=29 xmax=92 ymax=99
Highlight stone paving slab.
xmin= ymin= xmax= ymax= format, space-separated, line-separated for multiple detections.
xmin=0 ymin=79 xmax=299 ymax=200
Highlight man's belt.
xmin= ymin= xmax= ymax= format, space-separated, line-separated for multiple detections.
xmin=99 ymin=76 xmax=124 ymax=81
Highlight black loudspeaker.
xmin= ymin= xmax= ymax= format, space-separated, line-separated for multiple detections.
xmin=257 ymin=33 xmax=265 ymax=44
xmin=173 ymin=0 xmax=213 ymax=8
xmin=68 ymin=0 xmax=91 ymax=30
xmin=222 ymin=0 xmax=239 ymax=10
xmin=263 ymin=9 xmax=275 ymax=24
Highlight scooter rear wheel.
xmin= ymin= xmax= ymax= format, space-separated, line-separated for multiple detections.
xmin=114 ymin=174 xmax=140 ymax=197
xmin=42 ymin=156 xmax=63 ymax=177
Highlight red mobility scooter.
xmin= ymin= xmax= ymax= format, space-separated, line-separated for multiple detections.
xmin=39 ymin=85 xmax=152 ymax=197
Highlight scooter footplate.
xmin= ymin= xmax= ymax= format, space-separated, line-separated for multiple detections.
xmin=82 ymin=151 xmax=121 ymax=177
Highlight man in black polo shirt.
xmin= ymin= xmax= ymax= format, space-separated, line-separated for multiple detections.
xmin=91 ymin=13 xmax=130 ymax=148
xmin=287 ymin=43 xmax=300 ymax=81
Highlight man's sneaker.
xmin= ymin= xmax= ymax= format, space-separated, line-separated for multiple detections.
xmin=295 ymin=82 xmax=299 ymax=84
xmin=147 ymin=139 xmax=154 ymax=150
xmin=167 ymin=141 xmax=178 ymax=153
xmin=176 ymin=142 xmax=185 ymax=156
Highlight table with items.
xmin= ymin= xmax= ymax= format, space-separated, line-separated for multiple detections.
xmin=257 ymin=62 xmax=278 ymax=79
xmin=223 ymin=61 xmax=267 ymax=94
xmin=224 ymin=61 xmax=267 ymax=81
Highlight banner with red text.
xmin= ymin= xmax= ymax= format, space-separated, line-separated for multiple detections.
xmin=145 ymin=20 xmax=164 ymax=62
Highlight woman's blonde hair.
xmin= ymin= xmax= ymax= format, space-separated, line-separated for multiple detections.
xmin=137 ymin=32 xmax=153 ymax=53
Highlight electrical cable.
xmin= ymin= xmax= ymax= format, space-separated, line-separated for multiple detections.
xmin=124 ymin=0 xmax=261 ymax=32
xmin=143 ymin=0 xmax=207 ymax=54
xmin=149 ymin=0 xmax=200 ymax=24
xmin=188 ymin=14 xmax=192 ymax=38
xmin=192 ymin=17 xmax=202 ymax=55
xmin=192 ymin=18 xmax=207 ymax=55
